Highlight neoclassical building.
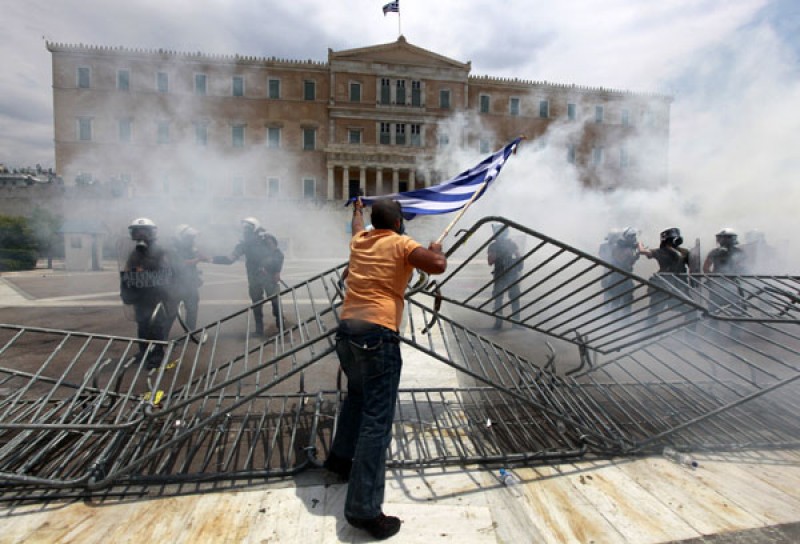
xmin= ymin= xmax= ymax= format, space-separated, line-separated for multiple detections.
xmin=47 ymin=36 xmax=672 ymax=202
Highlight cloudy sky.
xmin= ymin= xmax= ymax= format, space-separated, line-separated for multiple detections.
xmin=1 ymin=0 xmax=798 ymax=254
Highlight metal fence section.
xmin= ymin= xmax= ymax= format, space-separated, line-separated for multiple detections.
xmin=0 ymin=264 xmax=348 ymax=488
xmin=0 ymin=216 xmax=798 ymax=494
xmin=424 ymin=216 xmax=799 ymax=355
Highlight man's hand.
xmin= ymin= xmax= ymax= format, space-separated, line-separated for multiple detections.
xmin=428 ymin=242 xmax=443 ymax=254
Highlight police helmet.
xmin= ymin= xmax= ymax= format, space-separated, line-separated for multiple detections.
xmin=241 ymin=217 xmax=260 ymax=231
xmin=492 ymin=224 xmax=509 ymax=238
xmin=128 ymin=217 xmax=158 ymax=241
xmin=716 ymin=227 xmax=738 ymax=247
xmin=619 ymin=227 xmax=638 ymax=247
xmin=175 ymin=224 xmax=198 ymax=240
xmin=660 ymin=227 xmax=683 ymax=247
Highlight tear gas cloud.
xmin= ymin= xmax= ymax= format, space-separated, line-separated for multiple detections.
xmin=463 ymin=22 xmax=798 ymax=275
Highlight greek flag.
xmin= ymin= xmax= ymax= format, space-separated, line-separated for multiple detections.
xmin=354 ymin=137 xmax=522 ymax=219
xmin=382 ymin=1 xmax=399 ymax=15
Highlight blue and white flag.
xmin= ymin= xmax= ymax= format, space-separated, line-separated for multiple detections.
xmin=382 ymin=1 xmax=399 ymax=15
xmin=353 ymin=137 xmax=521 ymax=219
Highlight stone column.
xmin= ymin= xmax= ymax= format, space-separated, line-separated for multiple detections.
xmin=342 ymin=166 xmax=349 ymax=200
xmin=359 ymin=166 xmax=366 ymax=195
xmin=392 ymin=168 xmax=400 ymax=194
xmin=409 ymin=169 xmax=416 ymax=190
xmin=423 ymin=168 xmax=431 ymax=188
xmin=327 ymin=165 xmax=334 ymax=200
xmin=376 ymin=167 xmax=384 ymax=195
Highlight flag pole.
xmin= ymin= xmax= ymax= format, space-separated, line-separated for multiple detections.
xmin=434 ymin=181 xmax=486 ymax=245
xmin=433 ymin=136 xmax=525 ymax=245
xmin=398 ymin=8 xmax=402 ymax=36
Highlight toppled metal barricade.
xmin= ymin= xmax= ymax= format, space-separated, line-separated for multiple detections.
xmin=1 ymin=217 xmax=799 ymax=494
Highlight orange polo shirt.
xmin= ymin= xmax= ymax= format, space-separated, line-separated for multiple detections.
xmin=340 ymin=229 xmax=422 ymax=332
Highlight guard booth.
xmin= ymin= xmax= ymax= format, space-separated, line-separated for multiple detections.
xmin=59 ymin=219 xmax=107 ymax=271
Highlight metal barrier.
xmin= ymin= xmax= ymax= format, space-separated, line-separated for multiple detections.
xmin=0 ymin=216 xmax=798 ymax=494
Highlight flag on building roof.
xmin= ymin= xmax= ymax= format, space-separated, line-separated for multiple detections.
xmin=351 ymin=137 xmax=522 ymax=219
xmin=382 ymin=1 xmax=399 ymax=15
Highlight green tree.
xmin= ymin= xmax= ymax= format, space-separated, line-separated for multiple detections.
xmin=0 ymin=215 xmax=38 ymax=271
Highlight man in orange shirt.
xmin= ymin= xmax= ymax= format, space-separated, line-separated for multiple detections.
xmin=325 ymin=197 xmax=447 ymax=540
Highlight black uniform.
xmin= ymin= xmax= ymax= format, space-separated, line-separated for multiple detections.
xmin=215 ymin=229 xmax=284 ymax=335
xmin=487 ymin=235 xmax=522 ymax=329
xmin=647 ymin=245 xmax=691 ymax=323
xmin=171 ymin=237 xmax=204 ymax=330
xmin=705 ymin=246 xmax=746 ymax=314
xmin=600 ymin=238 xmax=640 ymax=315
xmin=120 ymin=243 xmax=176 ymax=368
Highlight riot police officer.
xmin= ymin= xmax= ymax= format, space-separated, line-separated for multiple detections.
xmin=119 ymin=217 xmax=176 ymax=368
xmin=213 ymin=217 xmax=284 ymax=337
xmin=487 ymin=224 xmax=522 ymax=329
xmin=639 ymin=227 xmax=693 ymax=325
xmin=600 ymin=227 xmax=640 ymax=316
xmin=703 ymin=227 xmax=746 ymax=315
xmin=171 ymin=224 xmax=209 ymax=331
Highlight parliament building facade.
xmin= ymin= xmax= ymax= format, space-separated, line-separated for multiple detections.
xmin=47 ymin=36 xmax=672 ymax=203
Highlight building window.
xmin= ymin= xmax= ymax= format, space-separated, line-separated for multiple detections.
xmin=232 ymin=176 xmax=244 ymax=197
xmin=592 ymin=146 xmax=604 ymax=165
xmin=348 ymin=129 xmax=362 ymax=144
xmin=268 ymin=78 xmax=280 ymax=99
xmin=539 ymin=100 xmax=549 ymax=118
xmin=380 ymin=78 xmax=391 ymax=105
xmin=304 ymin=80 xmax=316 ymax=101
xmin=620 ymin=147 xmax=629 ymax=168
xmin=479 ymin=138 xmax=490 ymax=154
xmin=480 ymin=95 xmax=490 ymax=113
xmin=567 ymin=144 xmax=576 ymax=164
xmin=410 ymin=124 xmax=421 ymax=146
xmin=411 ymin=80 xmax=421 ymax=106
xmin=396 ymin=80 xmax=406 ymax=105
xmin=438 ymin=133 xmax=449 ymax=147
xmin=195 ymin=122 xmax=208 ymax=146
xmin=350 ymin=82 xmax=361 ymax=102
xmin=379 ymin=122 xmax=391 ymax=145
xmin=595 ymin=106 xmax=604 ymax=123
xmin=303 ymin=127 xmax=316 ymax=150
xmin=117 ymin=70 xmax=130 ymax=91
xmin=195 ymin=74 xmax=207 ymax=96
xmin=510 ymin=97 xmax=520 ymax=116
xmin=567 ymin=103 xmax=576 ymax=121
xmin=157 ymin=71 xmax=169 ymax=93
xmin=395 ymin=124 xmax=406 ymax=145
xmin=118 ymin=119 xmax=132 ymax=143
xmin=232 ymin=76 xmax=244 ymax=97
xmin=157 ymin=121 xmax=170 ymax=144
xmin=439 ymin=89 xmax=451 ymax=109
xmin=641 ymin=109 xmax=654 ymax=126
xmin=303 ymin=178 xmax=316 ymax=200
xmin=622 ymin=109 xmax=630 ymax=126
xmin=232 ymin=124 xmax=245 ymax=147
xmin=77 ymin=67 xmax=90 ymax=89
xmin=268 ymin=177 xmax=280 ymax=198
xmin=78 ymin=117 xmax=92 ymax=141
xmin=267 ymin=126 xmax=281 ymax=149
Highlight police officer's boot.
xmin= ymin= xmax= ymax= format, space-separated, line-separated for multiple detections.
xmin=254 ymin=317 xmax=265 ymax=338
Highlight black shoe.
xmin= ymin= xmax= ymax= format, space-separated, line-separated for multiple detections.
xmin=323 ymin=452 xmax=352 ymax=481
xmin=346 ymin=513 xmax=402 ymax=540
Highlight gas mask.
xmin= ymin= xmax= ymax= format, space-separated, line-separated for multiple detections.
xmin=135 ymin=240 xmax=149 ymax=252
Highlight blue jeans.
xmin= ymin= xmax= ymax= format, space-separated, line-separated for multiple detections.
xmin=330 ymin=320 xmax=402 ymax=520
